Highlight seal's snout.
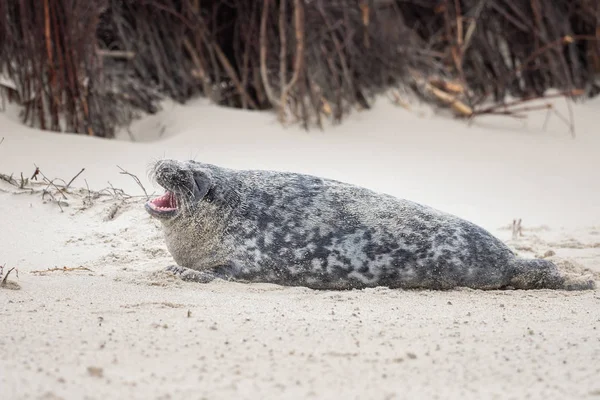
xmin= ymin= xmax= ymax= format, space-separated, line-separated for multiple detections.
xmin=153 ymin=160 xmax=190 ymax=189
xmin=146 ymin=159 xmax=191 ymax=219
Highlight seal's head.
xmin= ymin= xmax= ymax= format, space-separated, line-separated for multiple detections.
xmin=145 ymin=159 xmax=232 ymax=270
xmin=145 ymin=159 xmax=212 ymax=220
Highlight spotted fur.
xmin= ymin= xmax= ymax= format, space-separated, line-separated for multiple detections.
xmin=147 ymin=159 xmax=594 ymax=291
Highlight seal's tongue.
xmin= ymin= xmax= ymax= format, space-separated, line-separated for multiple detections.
xmin=147 ymin=191 xmax=177 ymax=212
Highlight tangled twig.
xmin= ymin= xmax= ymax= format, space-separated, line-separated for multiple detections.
xmin=117 ymin=166 xmax=149 ymax=200
xmin=33 ymin=164 xmax=68 ymax=200
xmin=1 ymin=164 xmax=148 ymax=217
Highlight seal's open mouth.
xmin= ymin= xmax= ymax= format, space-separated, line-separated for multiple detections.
xmin=145 ymin=191 xmax=178 ymax=218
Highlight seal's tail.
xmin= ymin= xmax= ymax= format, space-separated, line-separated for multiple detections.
xmin=510 ymin=259 xmax=596 ymax=290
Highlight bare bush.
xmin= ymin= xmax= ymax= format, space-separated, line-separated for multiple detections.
xmin=1 ymin=0 xmax=598 ymax=136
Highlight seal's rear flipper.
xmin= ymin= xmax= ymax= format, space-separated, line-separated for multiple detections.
xmin=510 ymin=259 xmax=596 ymax=290
xmin=560 ymin=274 xmax=596 ymax=290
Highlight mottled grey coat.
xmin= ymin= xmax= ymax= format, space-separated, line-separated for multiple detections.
xmin=147 ymin=160 xmax=594 ymax=290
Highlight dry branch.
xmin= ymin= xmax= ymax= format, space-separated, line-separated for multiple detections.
xmin=1 ymin=266 xmax=17 ymax=287
xmin=0 ymin=173 xmax=17 ymax=186
xmin=31 ymin=266 xmax=93 ymax=275
xmin=66 ymin=168 xmax=86 ymax=189
xmin=182 ymin=37 xmax=212 ymax=99
xmin=426 ymin=82 xmax=473 ymax=117
xmin=260 ymin=0 xmax=279 ymax=107
xmin=278 ymin=0 xmax=305 ymax=123
xmin=474 ymin=89 xmax=584 ymax=115
xmin=279 ymin=0 xmax=287 ymax=108
xmin=1 ymin=164 xmax=148 ymax=220
xmin=96 ymin=49 xmax=136 ymax=59
xmin=211 ymin=42 xmax=258 ymax=110
xmin=117 ymin=166 xmax=149 ymax=200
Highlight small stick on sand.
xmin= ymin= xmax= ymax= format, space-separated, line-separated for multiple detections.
xmin=1 ymin=266 xmax=16 ymax=287
xmin=106 ymin=182 xmax=131 ymax=200
xmin=31 ymin=266 xmax=93 ymax=275
xmin=66 ymin=168 xmax=85 ymax=189
xmin=512 ymin=218 xmax=523 ymax=240
xmin=84 ymin=179 xmax=93 ymax=206
xmin=0 ymin=172 xmax=18 ymax=186
xmin=117 ymin=166 xmax=149 ymax=200
xmin=19 ymin=172 xmax=27 ymax=189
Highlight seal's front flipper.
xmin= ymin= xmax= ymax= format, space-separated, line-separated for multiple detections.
xmin=165 ymin=265 xmax=219 ymax=283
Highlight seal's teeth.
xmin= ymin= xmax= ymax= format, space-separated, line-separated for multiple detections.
xmin=154 ymin=205 xmax=176 ymax=211
xmin=146 ymin=190 xmax=178 ymax=216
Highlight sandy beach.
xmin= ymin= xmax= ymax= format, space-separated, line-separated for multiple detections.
xmin=1 ymin=96 xmax=600 ymax=399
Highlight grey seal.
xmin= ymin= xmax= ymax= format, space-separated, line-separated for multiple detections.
xmin=145 ymin=159 xmax=594 ymax=290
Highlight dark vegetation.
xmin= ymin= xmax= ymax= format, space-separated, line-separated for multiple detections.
xmin=0 ymin=0 xmax=599 ymax=137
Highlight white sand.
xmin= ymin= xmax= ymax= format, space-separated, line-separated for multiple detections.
xmin=1 ymin=96 xmax=600 ymax=399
